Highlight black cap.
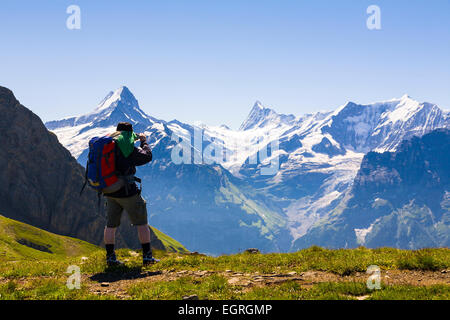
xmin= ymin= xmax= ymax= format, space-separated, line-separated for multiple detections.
xmin=116 ymin=122 xmax=133 ymax=132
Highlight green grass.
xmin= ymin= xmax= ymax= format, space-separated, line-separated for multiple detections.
xmin=2 ymin=273 xmax=447 ymax=300
xmin=138 ymin=246 xmax=450 ymax=276
xmin=1 ymin=245 xmax=448 ymax=279
xmin=0 ymin=215 xmax=99 ymax=263
xmin=396 ymin=250 xmax=447 ymax=271
xmin=150 ymin=226 xmax=188 ymax=253
xmin=241 ymin=281 xmax=369 ymax=300
xmin=126 ymin=276 xmax=450 ymax=300
xmin=128 ymin=275 xmax=239 ymax=300
xmin=0 ymin=278 xmax=114 ymax=300
xmin=369 ymin=284 xmax=450 ymax=300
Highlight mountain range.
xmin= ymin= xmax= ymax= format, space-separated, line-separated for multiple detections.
xmin=293 ymin=128 xmax=450 ymax=249
xmin=45 ymin=86 xmax=450 ymax=254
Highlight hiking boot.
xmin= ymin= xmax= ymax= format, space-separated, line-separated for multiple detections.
xmin=143 ymin=252 xmax=160 ymax=266
xmin=106 ymin=253 xmax=124 ymax=267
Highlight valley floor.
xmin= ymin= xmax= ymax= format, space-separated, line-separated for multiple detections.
xmin=0 ymin=247 xmax=449 ymax=300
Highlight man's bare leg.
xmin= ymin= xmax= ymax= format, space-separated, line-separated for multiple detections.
xmin=104 ymin=227 xmax=122 ymax=266
xmin=104 ymin=227 xmax=116 ymax=244
xmin=137 ymin=225 xmax=150 ymax=244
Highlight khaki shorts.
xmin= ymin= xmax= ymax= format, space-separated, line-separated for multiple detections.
xmin=105 ymin=193 xmax=148 ymax=228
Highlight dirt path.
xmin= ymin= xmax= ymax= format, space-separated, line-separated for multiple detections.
xmin=84 ymin=268 xmax=450 ymax=299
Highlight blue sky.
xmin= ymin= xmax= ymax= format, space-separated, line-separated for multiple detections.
xmin=1 ymin=0 xmax=449 ymax=129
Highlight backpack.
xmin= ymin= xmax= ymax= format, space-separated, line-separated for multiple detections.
xmin=80 ymin=136 xmax=125 ymax=196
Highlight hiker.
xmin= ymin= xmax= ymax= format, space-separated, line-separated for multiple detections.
xmin=102 ymin=122 xmax=158 ymax=266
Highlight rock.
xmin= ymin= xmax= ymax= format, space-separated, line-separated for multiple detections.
xmin=100 ymin=282 xmax=110 ymax=287
xmin=188 ymin=251 xmax=206 ymax=257
xmin=245 ymin=248 xmax=260 ymax=254
xmin=183 ymin=295 xmax=199 ymax=300
xmin=289 ymin=277 xmax=304 ymax=281
xmin=300 ymin=271 xmax=316 ymax=278
xmin=228 ymin=277 xmax=241 ymax=285
xmin=287 ymin=271 xmax=297 ymax=276
xmin=241 ymin=280 xmax=252 ymax=287
xmin=271 ymin=274 xmax=288 ymax=278
xmin=268 ymin=278 xmax=288 ymax=284
xmin=228 ymin=278 xmax=251 ymax=287
xmin=225 ymin=270 xmax=233 ymax=273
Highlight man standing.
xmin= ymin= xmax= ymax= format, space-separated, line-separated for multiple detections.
xmin=103 ymin=122 xmax=158 ymax=266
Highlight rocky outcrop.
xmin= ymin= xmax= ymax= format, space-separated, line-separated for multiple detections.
xmin=0 ymin=86 xmax=176 ymax=250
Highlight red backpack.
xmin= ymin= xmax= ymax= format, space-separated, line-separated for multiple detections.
xmin=80 ymin=136 xmax=125 ymax=196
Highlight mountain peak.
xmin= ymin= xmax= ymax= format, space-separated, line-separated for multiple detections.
xmin=247 ymin=101 xmax=265 ymax=117
xmin=45 ymin=86 xmax=152 ymax=131
xmin=95 ymin=86 xmax=138 ymax=113
xmin=239 ymin=101 xmax=274 ymax=130
xmin=401 ymin=94 xmax=412 ymax=101
xmin=239 ymin=101 xmax=296 ymax=131
xmin=115 ymin=86 xmax=135 ymax=101
xmin=117 ymin=85 xmax=130 ymax=93
xmin=253 ymin=100 xmax=263 ymax=109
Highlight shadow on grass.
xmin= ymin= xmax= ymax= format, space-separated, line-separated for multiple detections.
xmin=90 ymin=265 xmax=162 ymax=283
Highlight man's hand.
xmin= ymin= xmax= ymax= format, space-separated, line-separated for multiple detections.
xmin=138 ymin=133 xmax=147 ymax=143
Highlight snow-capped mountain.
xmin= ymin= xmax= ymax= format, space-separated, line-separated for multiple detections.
xmin=207 ymin=95 xmax=449 ymax=171
xmin=45 ymin=87 xmax=450 ymax=253
xmin=46 ymin=86 xmax=158 ymax=161
xmin=321 ymin=95 xmax=449 ymax=153
xmin=201 ymin=95 xmax=449 ymax=176
xmin=47 ymin=86 xmax=153 ymax=130
xmin=230 ymin=96 xmax=449 ymax=242
xmin=239 ymin=101 xmax=297 ymax=131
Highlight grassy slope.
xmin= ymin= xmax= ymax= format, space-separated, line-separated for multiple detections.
xmin=150 ymin=226 xmax=188 ymax=253
xmin=0 ymin=215 xmax=99 ymax=262
xmin=0 ymin=213 xmax=187 ymax=261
